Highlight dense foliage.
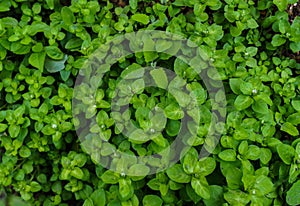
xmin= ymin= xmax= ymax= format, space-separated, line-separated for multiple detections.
xmin=1 ymin=0 xmax=300 ymax=205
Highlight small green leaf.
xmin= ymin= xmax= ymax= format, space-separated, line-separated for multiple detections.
xmin=0 ymin=123 xmax=7 ymax=133
xmin=150 ymin=68 xmax=168 ymax=89
xmin=129 ymin=0 xmax=138 ymax=9
xmin=196 ymin=157 xmax=216 ymax=176
xmin=143 ymin=195 xmax=163 ymax=206
xmin=45 ymin=55 xmax=68 ymax=73
xmin=260 ymin=148 xmax=272 ymax=164
xmin=166 ymin=120 xmax=180 ymax=136
xmin=119 ymin=178 xmax=132 ymax=200
xmin=166 ymin=164 xmax=191 ymax=183
xmin=224 ymin=190 xmax=250 ymax=205
xmin=29 ymin=52 xmax=46 ymax=71
xmin=30 ymin=181 xmax=42 ymax=192
xmin=292 ymin=99 xmax=300 ymax=111
xmin=91 ymin=189 xmax=106 ymax=206
xmin=281 ymin=122 xmax=299 ymax=136
xmin=0 ymin=0 xmax=11 ymax=12
xmin=83 ymin=198 xmax=94 ymax=206
xmin=101 ymin=170 xmax=120 ymax=184
xmin=8 ymin=124 xmax=20 ymax=138
xmin=287 ymin=113 xmax=300 ymax=125
xmin=273 ymin=0 xmax=288 ymax=11
xmin=128 ymin=164 xmax=150 ymax=177
xmin=61 ymin=6 xmax=75 ymax=25
xmin=253 ymin=175 xmax=274 ymax=196
xmin=203 ymin=185 xmax=224 ymax=206
xmin=121 ymin=64 xmax=144 ymax=79
xmin=70 ymin=167 xmax=84 ymax=179
xmin=191 ymin=176 xmax=210 ymax=199
xmin=164 ymin=103 xmax=184 ymax=120
xmin=252 ymin=100 xmax=268 ymax=114
xmin=277 ymin=143 xmax=295 ymax=164
xmin=234 ymin=95 xmax=253 ymax=111
xmin=247 ymin=18 xmax=258 ymax=28
xmin=155 ymin=40 xmax=173 ymax=52
xmin=218 ymin=149 xmax=236 ymax=162
xmin=229 ymin=78 xmax=242 ymax=94
xmin=286 ymin=180 xmax=300 ymax=206
xmin=271 ymin=34 xmax=286 ymax=47
xmin=45 ymin=46 xmax=64 ymax=60
xmin=19 ymin=146 xmax=31 ymax=158
xmin=131 ymin=14 xmax=150 ymax=25
xmin=245 ymin=145 xmax=261 ymax=160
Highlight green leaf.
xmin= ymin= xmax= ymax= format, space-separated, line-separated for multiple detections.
xmin=252 ymin=100 xmax=268 ymax=114
xmin=271 ymin=34 xmax=286 ymax=47
xmin=286 ymin=180 xmax=300 ymax=205
xmin=128 ymin=164 xmax=150 ymax=177
xmin=277 ymin=143 xmax=295 ymax=164
xmin=246 ymin=47 xmax=258 ymax=57
xmin=30 ymin=181 xmax=42 ymax=192
xmin=45 ymin=0 xmax=54 ymax=9
xmin=253 ymin=175 xmax=274 ymax=196
xmin=234 ymin=95 xmax=254 ymax=111
xmin=45 ymin=46 xmax=64 ymax=60
xmin=247 ymin=18 xmax=258 ymax=28
xmin=292 ymin=99 xmax=300 ymax=111
xmin=196 ymin=157 xmax=216 ymax=176
xmin=119 ymin=178 xmax=132 ymax=200
xmin=129 ymin=0 xmax=138 ymax=9
xmin=131 ymin=14 xmax=150 ymax=24
xmin=0 ymin=0 xmax=11 ymax=12
xmin=150 ymin=68 xmax=168 ymax=89
xmin=290 ymin=42 xmax=300 ymax=53
xmin=224 ymin=190 xmax=250 ymax=205
xmin=61 ymin=6 xmax=75 ymax=25
xmin=245 ymin=145 xmax=261 ymax=160
xmin=218 ymin=149 xmax=236 ymax=162
xmin=273 ymin=0 xmax=288 ymax=11
xmin=166 ymin=164 xmax=191 ymax=183
xmin=279 ymin=19 xmax=290 ymax=34
xmin=0 ymin=123 xmax=7 ymax=132
xmin=155 ymin=40 xmax=173 ymax=53
xmin=143 ymin=195 xmax=163 ymax=206
xmin=131 ymin=79 xmax=145 ymax=94
xmin=229 ymin=78 xmax=242 ymax=94
xmin=45 ymin=55 xmax=67 ymax=73
xmin=51 ymin=181 xmax=62 ymax=194
xmin=280 ymin=122 xmax=299 ymax=136
xmin=70 ymin=167 xmax=84 ymax=179
xmin=166 ymin=120 xmax=180 ymax=136
xmin=121 ymin=64 xmax=144 ymax=79
xmin=41 ymin=125 xmax=56 ymax=135
xmin=83 ymin=198 xmax=94 ymax=206
xmin=101 ymin=170 xmax=120 ymax=184
xmin=183 ymin=148 xmax=198 ymax=174
xmin=240 ymin=82 xmax=253 ymax=95
xmin=186 ymin=183 xmax=201 ymax=204
xmin=191 ymin=176 xmax=210 ymax=199
xmin=260 ymin=148 xmax=272 ymax=164
xmin=91 ymin=189 xmax=106 ymax=206
xmin=203 ymin=185 xmax=224 ymax=206
xmin=29 ymin=52 xmax=46 ymax=71
xmin=164 ymin=103 xmax=184 ymax=120
xmin=10 ymin=42 xmax=31 ymax=54
xmin=65 ymin=38 xmax=83 ymax=50
xmin=287 ymin=113 xmax=300 ymax=125
xmin=19 ymin=146 xmax=31 ymax=158
xmin=8 ymin=124 xmax=20 ymax=138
